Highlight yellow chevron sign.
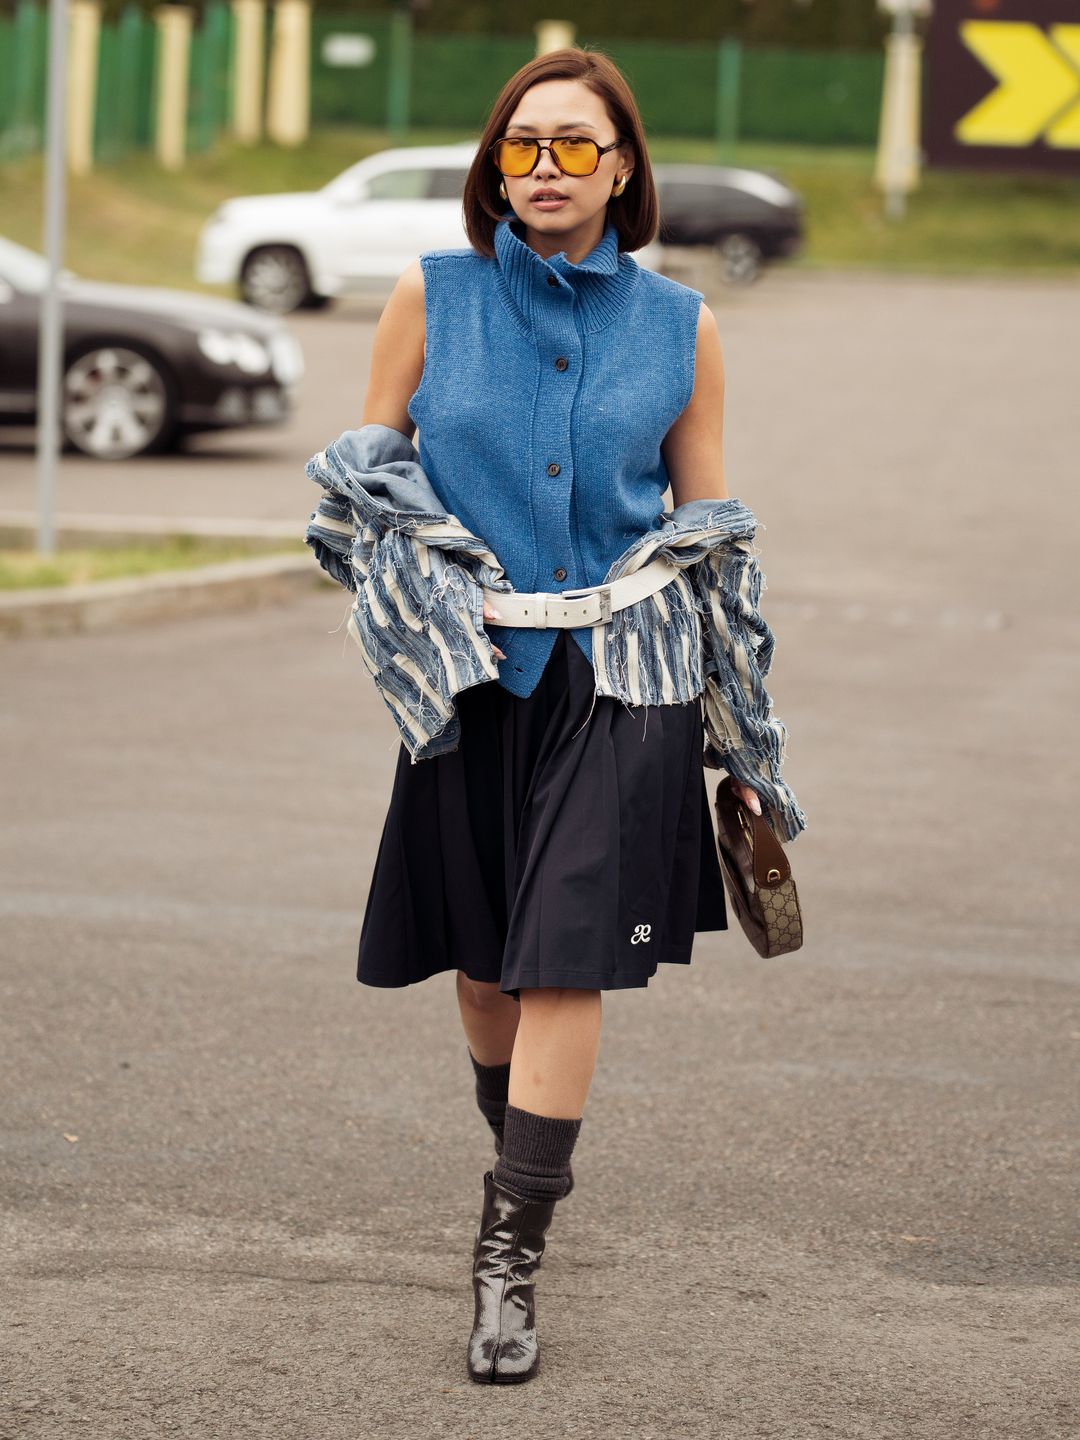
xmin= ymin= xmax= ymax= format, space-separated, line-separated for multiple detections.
xmin=957 ymin=22 xmax=1080 ymax=147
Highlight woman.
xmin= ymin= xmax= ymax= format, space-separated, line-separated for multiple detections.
xmin=355 ymin=47 xmax=770 ymax=1384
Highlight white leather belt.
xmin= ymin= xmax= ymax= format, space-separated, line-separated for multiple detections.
xmin=482 ymin=554 xmax=680 ymax=629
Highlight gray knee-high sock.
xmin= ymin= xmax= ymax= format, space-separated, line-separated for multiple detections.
xmin=468 ymin=1048 xmax=511 ymax=1151
xmin=492 ymin=1102 xmax=582 ymax=1202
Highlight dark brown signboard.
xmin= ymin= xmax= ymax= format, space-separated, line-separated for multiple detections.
xmin=924 ymin=0 xmax=1080 ymax=175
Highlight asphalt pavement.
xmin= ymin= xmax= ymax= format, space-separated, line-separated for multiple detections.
xmin=1 ymin=266 xmax=1077 ymax=1438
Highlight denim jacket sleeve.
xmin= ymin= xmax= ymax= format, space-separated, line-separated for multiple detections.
xmin=303 ymin=425 xmax=506 ymax=760
xmin=596 ymin=498 xmax=807 ymax=843
xmin=686 ymin=523 xmax=807 ymax=843
xmin=305 ymin=484 xmax=359 ymax=592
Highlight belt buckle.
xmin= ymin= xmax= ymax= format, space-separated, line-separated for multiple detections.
xmin=561 ymin=582 xmax=613 ymax=626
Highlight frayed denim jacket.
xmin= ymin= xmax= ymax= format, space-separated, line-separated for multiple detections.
xmin=304 ymin=423 xmax=807 ymax=843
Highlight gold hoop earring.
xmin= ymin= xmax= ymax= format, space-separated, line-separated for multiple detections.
xmin=611 ymin=175 xmax=628 ymax=198
xmin=499 ymin=180 xmax=508 ymax=201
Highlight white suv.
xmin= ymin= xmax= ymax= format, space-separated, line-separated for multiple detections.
xmin=195 ymin=141 xmax=662 ymax=314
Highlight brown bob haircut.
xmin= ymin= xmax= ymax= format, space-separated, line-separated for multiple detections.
xmin=462 ymin=46 xmax=659 ymax=258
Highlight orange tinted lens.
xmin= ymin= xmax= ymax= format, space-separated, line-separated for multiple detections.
xmin=494 ymin=139 xmax=537 ymax=175
xmin=551 ymin=138 xmax=599 ymax=174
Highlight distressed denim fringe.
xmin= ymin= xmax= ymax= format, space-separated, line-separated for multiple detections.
xmin=304 ymin=424 xmax=807 ymax=842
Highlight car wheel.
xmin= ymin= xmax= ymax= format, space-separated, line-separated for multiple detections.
xmin=715 ymin=232 xmax=763 ymax=285
xmin=240 ymin=245 xmax=313 ymax=313
xmin=62 ymin=344 xmax=177 ymax=461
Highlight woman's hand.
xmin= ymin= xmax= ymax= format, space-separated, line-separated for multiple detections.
xmin=733 ymin=781 xmax=763 ymax=816
xmin=483 ymin=600 xmax=507 ymax=661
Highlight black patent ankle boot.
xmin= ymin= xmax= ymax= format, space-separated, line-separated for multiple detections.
xmin=467 ymin=1169 xmax=559 ymax=1384
xmin=490 ymin=1125 xmax=573 ymax=1197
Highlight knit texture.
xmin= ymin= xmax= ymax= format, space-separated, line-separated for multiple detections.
xmin=492 ymin=1103 xmax=582 ymax=1202
xmin=408 ymin=208 xmax=705 ymax=698
xmin=468 ymin=1048 xmax=511 ymax=1149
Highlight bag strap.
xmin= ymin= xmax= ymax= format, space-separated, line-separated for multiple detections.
xmin=738 ymin=799 xmax=791 ymax=887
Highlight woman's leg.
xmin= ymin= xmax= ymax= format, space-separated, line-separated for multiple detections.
xmin=457 ymin=972 xmax=521 ymax=1153
xmin=509 ymin=985 xmax=602 ymax=1117
xmin=457 ymin=979 xmax=600 ymax=1191
xmin=490 ymin=986 xmax=598 ymax=1201
xmin=456 ymin=971 xmax=521 ymax=1065
xmin=467 ymin=986 xmax=600 ymax=1383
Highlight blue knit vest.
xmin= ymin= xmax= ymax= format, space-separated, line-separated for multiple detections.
xmin=408 ymin=209 xmax=704 ymax=698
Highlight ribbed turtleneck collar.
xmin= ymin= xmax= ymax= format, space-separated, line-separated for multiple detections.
xmin=492 ymin=207 xmax=640 ymax=336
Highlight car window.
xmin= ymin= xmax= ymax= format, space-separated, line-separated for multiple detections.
xmin=366 ymin=169 xmax=434 ymax=201
xmin=659 ymin=182 xmax=724 ymax=214
xmin=427 ymin=168 xmax=469 ymax=200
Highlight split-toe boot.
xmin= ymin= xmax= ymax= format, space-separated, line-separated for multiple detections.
xmin=467 ymin=1169 xmax=559 ymax=1383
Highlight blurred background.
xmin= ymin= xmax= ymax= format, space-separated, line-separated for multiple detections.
xmin=4 ymin=0 xmax=1077 ymax=302
xmin=1 ymin=0 xmax=1077 ymax=476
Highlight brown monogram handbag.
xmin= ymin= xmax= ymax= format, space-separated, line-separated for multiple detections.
xmin=713 ymin=776 xmax=803 ymax=957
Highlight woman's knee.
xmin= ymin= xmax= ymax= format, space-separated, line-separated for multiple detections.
xmin=456 ymin=970 xmax=509 ymax=1011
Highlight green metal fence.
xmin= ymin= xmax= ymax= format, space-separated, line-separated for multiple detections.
xmin=0 ymin=0 xmax=234 ymax=164
xmin=0 ymin=4 xmax=884 ymax=166
xmin=0 ymin=0 xmax=47 ymax=160
xmin=186 ymin=1 xmax=233 ymax=155
xmin=740 ymin=45 xmax=883 ymax=145
xmin=93 ymin=5 xmax=154 ymax=162
xmin=304 ymin=20 xmax=884 ymax=145
xmin=308 ymin=12 xmax=394 ymax=128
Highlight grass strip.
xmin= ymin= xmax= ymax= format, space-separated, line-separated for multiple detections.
xmin=0 ymin=536 xmax=308 ymax=590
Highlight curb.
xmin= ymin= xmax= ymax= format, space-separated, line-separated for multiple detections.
xmin=0 ymin=520 xmax=333 ymax=639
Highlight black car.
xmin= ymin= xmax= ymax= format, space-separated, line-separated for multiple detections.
xmin=653 ymin=164 xmax=805 ymax=284
xmin=0 ymin=236 xmax=304 ymax=460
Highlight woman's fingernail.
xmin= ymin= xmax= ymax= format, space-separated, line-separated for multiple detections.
xmin=489 ymin=607 xmax=502 ymax=619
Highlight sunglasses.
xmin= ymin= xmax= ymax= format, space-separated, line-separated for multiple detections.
xmin=489 ymin=134 xmax=625 ymax=178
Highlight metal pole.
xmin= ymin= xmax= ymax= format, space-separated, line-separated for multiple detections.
xmin=875 ymin=0 xmax=929 ymax=222
xmin=386 ymin=4 xmax=411 ymax=142
xmin=716 ymin=38 xmax=741 ymax=164
xmin=36 ymin=0 xmax=70 ymax=556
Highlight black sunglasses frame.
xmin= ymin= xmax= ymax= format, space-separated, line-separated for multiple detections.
xmin=488 ymin=134 xmax=626 ymax=178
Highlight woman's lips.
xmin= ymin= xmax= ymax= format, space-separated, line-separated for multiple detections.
xmin=531 ymin=196 xmax=569 ymax=210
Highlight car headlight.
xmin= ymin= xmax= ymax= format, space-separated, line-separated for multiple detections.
xmin=269 ymin=331 xmax=304 ymax=385
xmin=196 ymin=328 xmax=271 ymax=375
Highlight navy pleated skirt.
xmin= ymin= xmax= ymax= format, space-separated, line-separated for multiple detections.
xmin=357 ymin=627 xmax=729 ymax=999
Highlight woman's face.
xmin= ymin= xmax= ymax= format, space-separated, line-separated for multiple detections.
xmin=496 ymin=78 xmax=634 ymax=237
